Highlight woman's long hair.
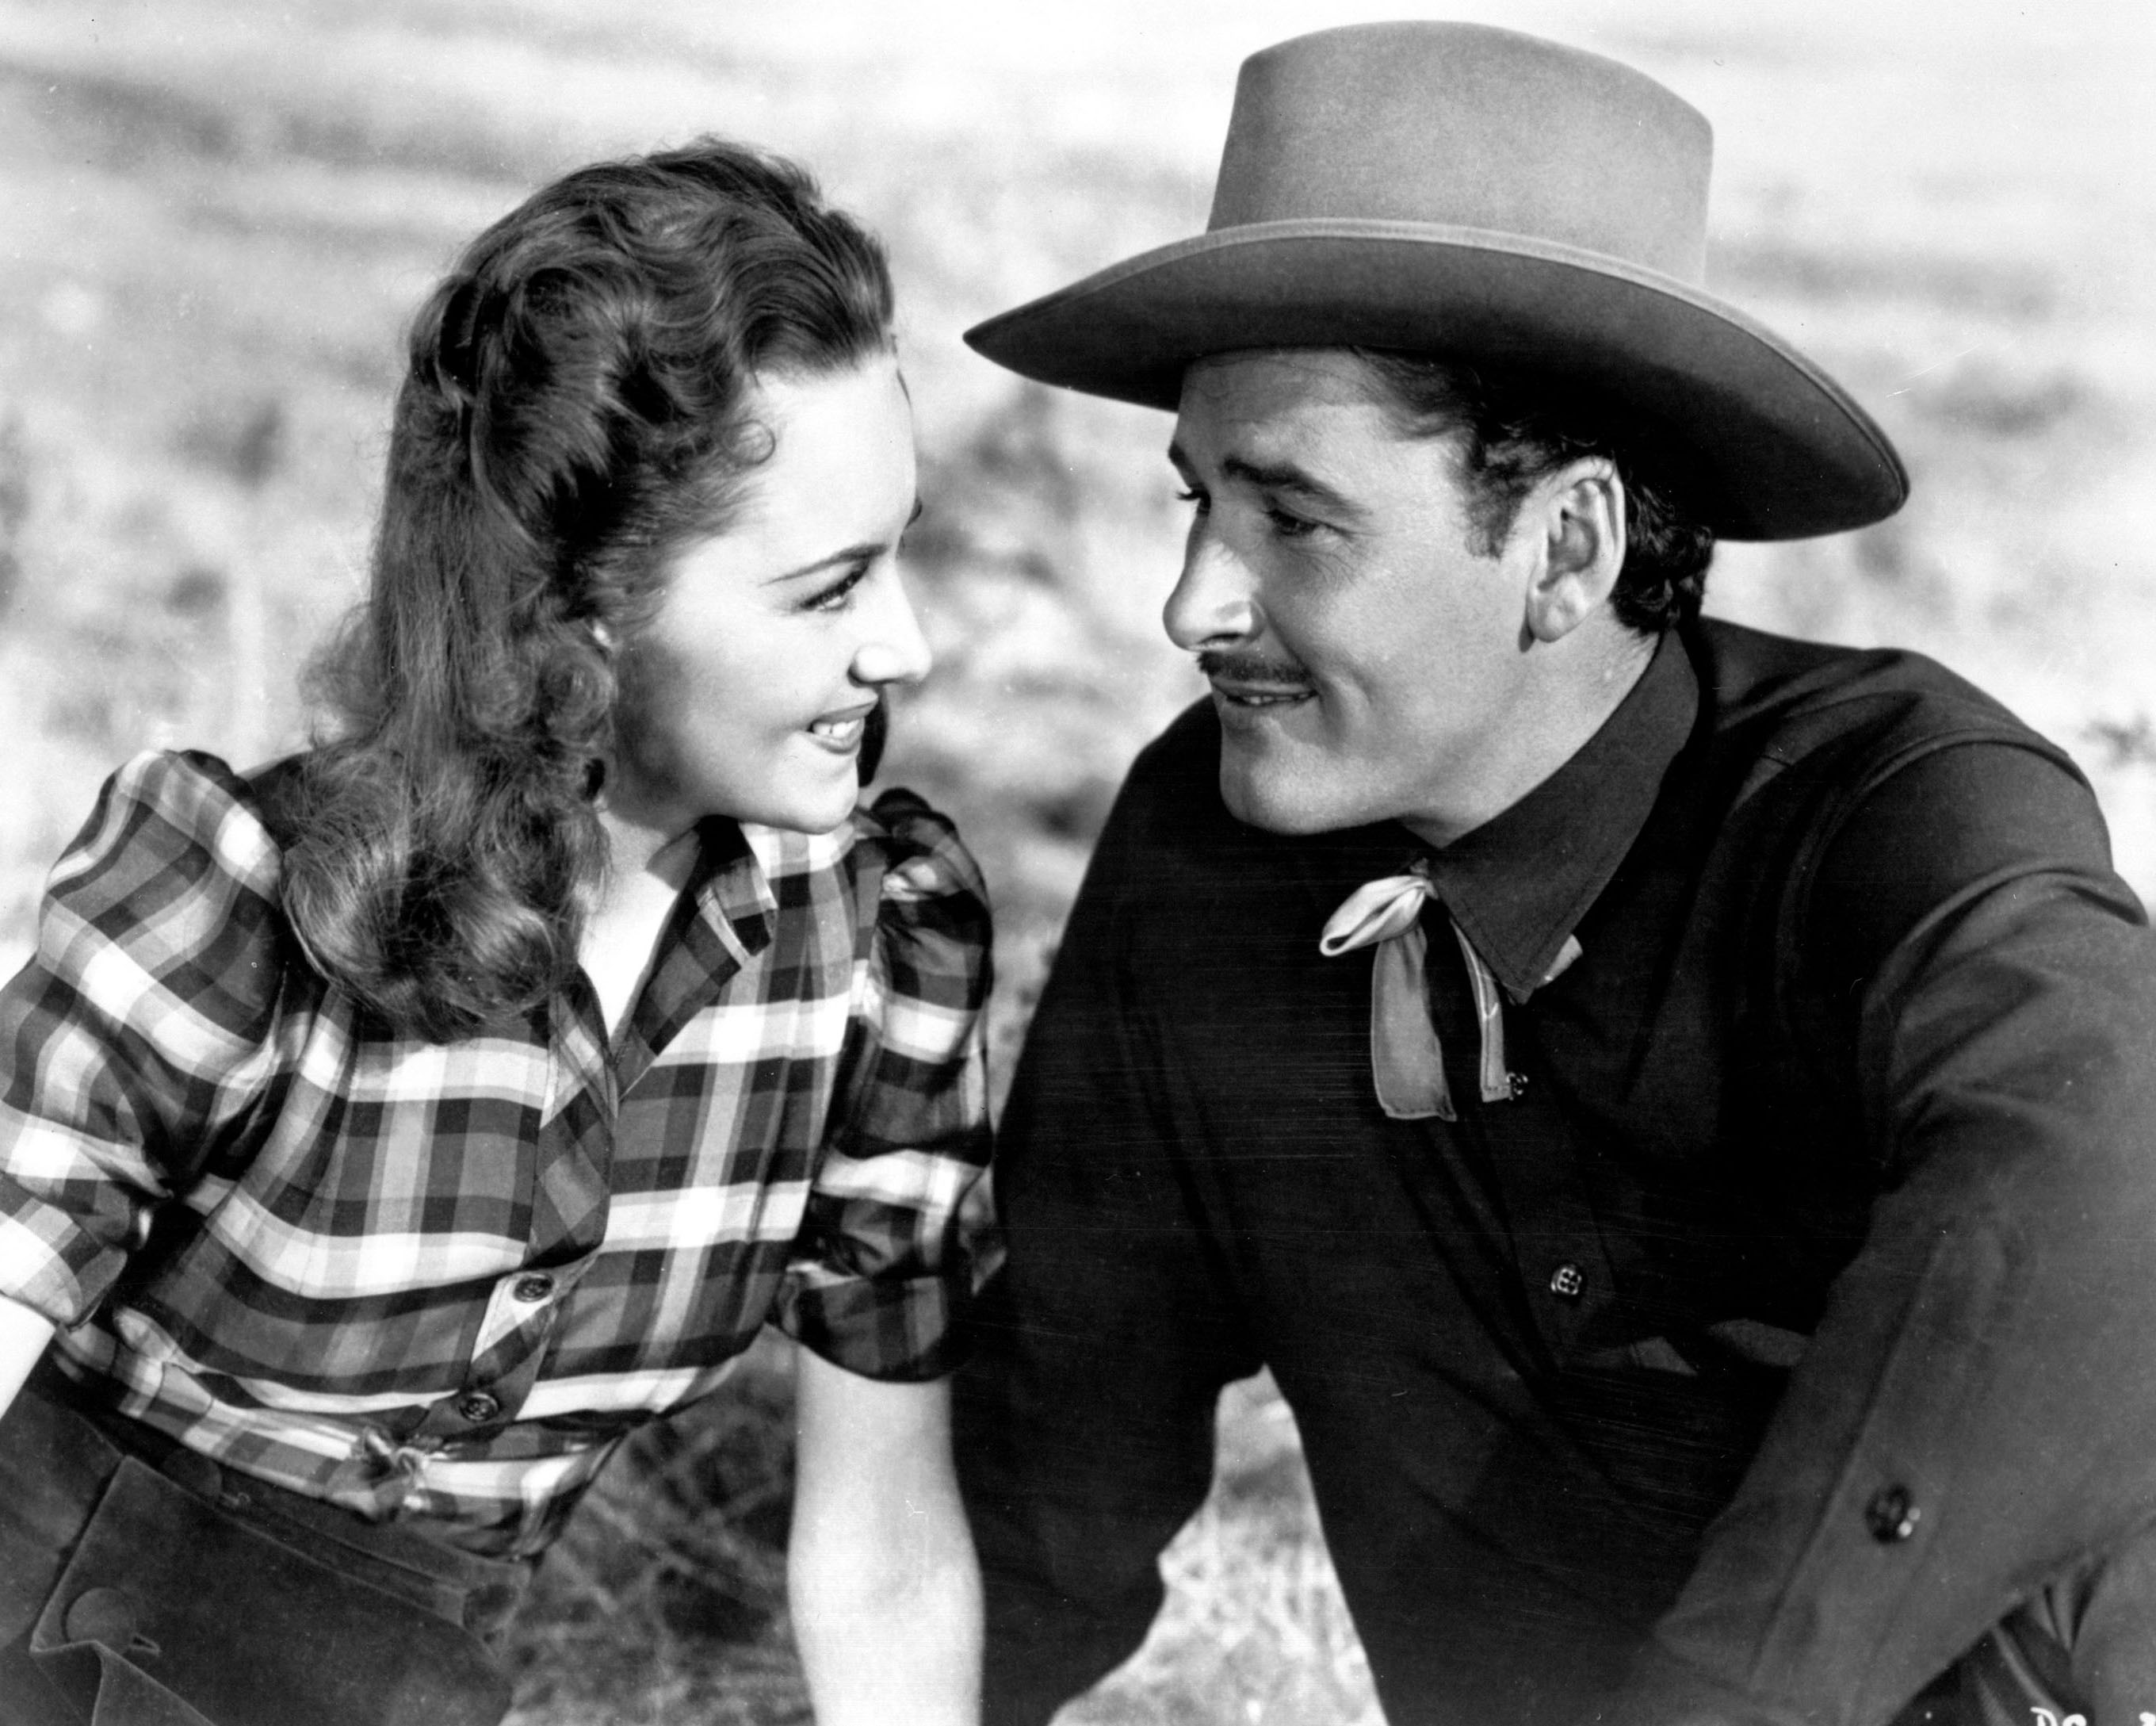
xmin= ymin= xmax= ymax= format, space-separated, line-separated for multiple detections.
xmin=278 ymin=140 xmax=894 ymax=1042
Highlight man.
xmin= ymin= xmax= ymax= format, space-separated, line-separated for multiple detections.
xmin=952 ymin=21 xmax=2156 ymax=1726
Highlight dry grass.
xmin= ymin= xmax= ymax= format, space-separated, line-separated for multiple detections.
xmin=504 ymin=1340 xmax=810 ymax=1726
xmin=502 ymin=1359 xmax=1385 ymax=1726
xmin=2 ymin=2 xmax=2150 ymax=1720
xmin=1060 ymin=1380 xmax=1382 ymax=1726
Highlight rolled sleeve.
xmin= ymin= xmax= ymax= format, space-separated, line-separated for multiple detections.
xmin=772 ymin=790 xmax=996 ymax=1382
xmin=0 ymin=751 xmax=286 ymax=1328
xmin=1633 ymin=741 xmax=2156 ymax=1725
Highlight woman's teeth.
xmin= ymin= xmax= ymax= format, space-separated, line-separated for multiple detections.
xmin=811 ymin=714 xmax=866 ymax=743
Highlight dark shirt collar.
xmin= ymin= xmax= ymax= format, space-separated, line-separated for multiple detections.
xmin=1423 ymin=632 xmax=1699 ymax=1001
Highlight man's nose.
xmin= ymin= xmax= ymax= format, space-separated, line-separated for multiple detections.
xmin=1163 ymin=530 xmax=1260 ymax=652
xmin=851 ymin=567 xmax=934 ymax=688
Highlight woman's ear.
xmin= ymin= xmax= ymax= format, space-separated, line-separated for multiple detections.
xmin=1520 ymin=459 xmax=1627 ymax=644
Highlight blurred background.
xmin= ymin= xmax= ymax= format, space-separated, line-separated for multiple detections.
xmin=1 ymin=1 xmax=2149 ymax=1720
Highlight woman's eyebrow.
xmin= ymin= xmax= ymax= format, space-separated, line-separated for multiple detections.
xmin=762 ymin=545 xmax=881 ymax=585
xmin=760 ymin=499 xmax=923 ymax=585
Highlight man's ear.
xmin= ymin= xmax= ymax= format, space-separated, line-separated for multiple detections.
xmin=1520 ymin=459 xmax=1626 ymax=644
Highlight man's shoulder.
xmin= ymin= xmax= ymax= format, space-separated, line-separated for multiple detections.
xmin=1691 ymin=617 xmax=2072 ymax=783
xmin=1684 ymin=621 xmax=2113 ymax=953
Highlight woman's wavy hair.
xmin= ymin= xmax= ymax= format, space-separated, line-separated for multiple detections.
xmin=279 ymin=138 xmax=894 ymax=1042
xmin=1353 ymin=350 xmax=1717 ymax=633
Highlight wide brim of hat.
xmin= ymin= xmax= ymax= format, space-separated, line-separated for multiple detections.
xmin=965 ymin=220 xmax=1907 ymax=542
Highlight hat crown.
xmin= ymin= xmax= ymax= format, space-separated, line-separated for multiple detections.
xmin=1208 ymin=22 xmax=1714 ymax=284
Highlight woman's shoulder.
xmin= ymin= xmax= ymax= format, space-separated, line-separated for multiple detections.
xmin=741 ymin=793 xmax=989 ymax=979
xmin=55 ymin=748 xmax=289 ymax=902
xmin=41 ymin=750 xmax=298 ymax=990
xmin=829 ymin=791 xmax=992 ymax=1007
xmin=847 ymin=787 xmax=988 ymax=916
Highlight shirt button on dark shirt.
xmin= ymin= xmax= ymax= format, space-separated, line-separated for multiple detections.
xmin=1548 ymin=1262 xmax=1585 ymax=1300
xmin=1865 ymin=1483 xmax=1921 ymax=1543
xmin=457 ymin=1391 xmax=503 ymax=1425
xmin=511 ymin=1273 xmax=555 ymax=1303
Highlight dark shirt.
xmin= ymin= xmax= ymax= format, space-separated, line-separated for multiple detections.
xmin=956 ymin=618 xmax=2156 ymax=1726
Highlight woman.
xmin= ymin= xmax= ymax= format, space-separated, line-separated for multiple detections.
xmin=0 ymin=140 xmax=992 ymax=1725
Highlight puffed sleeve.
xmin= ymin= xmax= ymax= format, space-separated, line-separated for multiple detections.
xmin=0 ymin=750 xmax=289 ymax=1328
xmin=770 ymin=788 xmax=996 ymax=1382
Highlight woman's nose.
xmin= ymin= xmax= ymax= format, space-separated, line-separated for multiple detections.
xmin=851 ymin=566 xmax=934 ymax=688
xmin=1162 ymin=528 xmax=1260 ymax=652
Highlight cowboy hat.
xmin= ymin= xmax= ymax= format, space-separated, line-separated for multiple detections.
xmin=964 ymin=21 xmax=1906 ymax=540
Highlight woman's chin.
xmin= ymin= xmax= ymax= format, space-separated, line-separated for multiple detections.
xmin=730 ymin=779 xmax=864 ymax=836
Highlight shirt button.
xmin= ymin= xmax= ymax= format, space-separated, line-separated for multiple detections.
xmin=511 ymin=1273 xmax=555 ymax=1303
xmin=1548 ymin=1262 xmax=1585 ymax=1300
xmin=457 ymin=1391 xmax=503 ymax=1425
xmin=1864 ymin=1483 xmax=1921 ymax=1543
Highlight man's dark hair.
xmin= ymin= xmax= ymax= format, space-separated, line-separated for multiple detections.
xmin=1354 ymin=350 xmax=1716 ymax=633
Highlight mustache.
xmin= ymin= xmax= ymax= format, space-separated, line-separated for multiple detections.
xmin=1198 ymin=650 xmax=1314 ymax=686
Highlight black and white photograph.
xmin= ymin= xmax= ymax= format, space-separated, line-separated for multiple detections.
xmin=0 ymin=2 xmax=2150 ymax=1722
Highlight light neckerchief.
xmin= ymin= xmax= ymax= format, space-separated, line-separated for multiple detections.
xmin=1320 ymin=867 xmax=1582 ymax=1122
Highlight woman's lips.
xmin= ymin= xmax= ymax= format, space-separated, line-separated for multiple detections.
xmin=808 ymin=703 xmax=877 ymax=750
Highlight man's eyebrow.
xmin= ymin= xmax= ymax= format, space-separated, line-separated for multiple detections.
xmin=760 ymin=498 xmax=923 ymax=585
xmin=1222 ymin=454 xmax=1361 ymax=519
xmin=1164 ymin=441 xmax=1359 ymax=518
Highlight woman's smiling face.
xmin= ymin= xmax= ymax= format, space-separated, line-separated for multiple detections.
xmin=610 ymin=356 xmax=928 ymax=837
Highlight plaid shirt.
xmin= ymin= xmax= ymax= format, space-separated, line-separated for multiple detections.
xmin=0 ymin=751 xmax=994 ymax=1556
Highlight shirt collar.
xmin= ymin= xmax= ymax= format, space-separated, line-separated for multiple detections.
xmin=690 ymin=816 xmax=859 ymax=969
xmin=683 ymin=817 xmax=774 ymax=966
xmin=1424 ymin=631 xmax=1699 ymax=1002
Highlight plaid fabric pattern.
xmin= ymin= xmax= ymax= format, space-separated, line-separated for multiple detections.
xmin=0 ymin=751 xmax=995 ymax=1556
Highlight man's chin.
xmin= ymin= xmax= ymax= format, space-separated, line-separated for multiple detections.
xmin=1217 ymin=756 xmax=1360 ymax=836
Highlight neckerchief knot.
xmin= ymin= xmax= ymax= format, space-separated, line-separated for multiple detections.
xmin=1321 ymin=869 xmax=1580 ymax=1121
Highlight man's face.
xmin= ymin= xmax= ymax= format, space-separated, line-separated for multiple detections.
xmin=1166 ymin=348 xmax=1540 ymax=846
